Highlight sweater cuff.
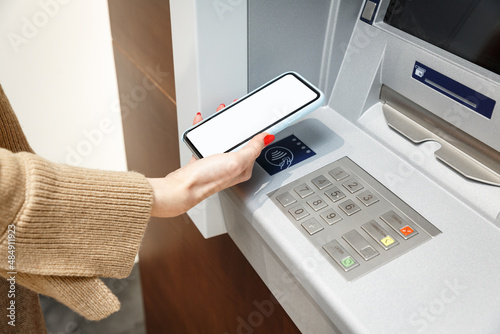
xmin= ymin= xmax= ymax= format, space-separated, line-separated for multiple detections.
xmin=11 ymin=270 xmax=121 ymax=321
xmin=12 ymin=153 xmax=153 ymax=278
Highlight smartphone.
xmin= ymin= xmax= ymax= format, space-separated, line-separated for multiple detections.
xmin=182 ymin=71 xmax=324 ymax=159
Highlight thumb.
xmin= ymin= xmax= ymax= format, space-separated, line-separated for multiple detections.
xmin=239 ymin=133 xmax=274 ymax=160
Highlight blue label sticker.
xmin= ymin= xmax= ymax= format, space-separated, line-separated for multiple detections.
xmin=412 ymin=61 xmax=496 ymax=119
xmin=257 ymin=135 xmax=316 ymax=176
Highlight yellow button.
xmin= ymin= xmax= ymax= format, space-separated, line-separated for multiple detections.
xmin=381 ymin=236 xmax=395 ymax=247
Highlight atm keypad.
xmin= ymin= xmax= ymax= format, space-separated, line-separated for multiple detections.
xmin=270 ymin=156 xmax=441 ymax=281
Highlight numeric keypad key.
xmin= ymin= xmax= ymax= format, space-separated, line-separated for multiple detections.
xmin=306 ymin=196 xmax=328 ymax=212
xmin=325 ymin=187 xmax=346 ymax=202
xmin=311 ymin=175 xmax=332 ymax=190
xmin=294 ymin=183 xmax=315 ymax=198
xmin=339 ymin=199 xmax=361 ymax=216
xmin=288 ymin=205 xmax=310 ymax=221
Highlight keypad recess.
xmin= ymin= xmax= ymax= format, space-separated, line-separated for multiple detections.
xmin=270 ymin=157 xmax=441 ymax=281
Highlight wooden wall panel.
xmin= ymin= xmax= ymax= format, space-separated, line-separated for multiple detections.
xmin=108 ymin=0 xmax=176 ymax=99
xmin=139 ymin=215 xmax=302 ymax=333
xmin=112 ymin=45 xmax=179 ymax=177
xmin=108 ymin=0 xmax=301 ymax=332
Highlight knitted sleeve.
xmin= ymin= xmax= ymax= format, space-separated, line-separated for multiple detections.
xmin=0 ymin=85 xmax=154 ymax=322
xmin=0 ymin=85 xmax=34 ymax=154
xmin=0 ymin=147 xmax=154 ymax=279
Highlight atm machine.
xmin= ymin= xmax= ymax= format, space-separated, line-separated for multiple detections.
xmin=170 ymin=0 xmax=500 ymax=332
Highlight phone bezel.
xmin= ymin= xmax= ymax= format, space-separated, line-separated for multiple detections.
xmin=183 ymin=72 xmax=322 ymax=159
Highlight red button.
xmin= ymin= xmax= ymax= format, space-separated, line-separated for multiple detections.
xmin=400 ymin=225 xmax=414 ymax=236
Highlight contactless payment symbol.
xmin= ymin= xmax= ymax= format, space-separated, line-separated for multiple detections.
xmin=265 ymin=146 xmax=294 ymax=170
xmin=257 ymin=135 xmax=316 ymax=176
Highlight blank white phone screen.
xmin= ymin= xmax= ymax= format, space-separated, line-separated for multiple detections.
xmin=186 ymin=74 xmax=318 ymax=157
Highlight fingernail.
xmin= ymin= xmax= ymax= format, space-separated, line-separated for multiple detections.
xmin=196 ymin=112 xmax=201 ymax=116
xmin=264 ymin=134 xmax=275 ymax=146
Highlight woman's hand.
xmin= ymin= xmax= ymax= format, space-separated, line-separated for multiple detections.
xmin=147 ymin=106 xmax=274 ymax=217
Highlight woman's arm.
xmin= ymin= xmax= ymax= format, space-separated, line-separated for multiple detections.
xmin=0 ymin=148 xmax=153 ymax=279
xmin=148 ymin=110 xmax=273 ymax=217
xmin=148 ymin=131 xmax=270 ymax=217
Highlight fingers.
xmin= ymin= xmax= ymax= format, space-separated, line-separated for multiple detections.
xmin=193 ymin=102 xmax=225 ymax=126
xmin=216 ymin=104 xmax=225 ymax=112
xmin=193 ymin=112 xmax=203 ymax=125
xmin=229 ymin=133 xmax=273 ymax=184
xmin=264 ymin=134 xmax=275 ymax=146
xmin=188 ymin=113 xmax=204 ymax=163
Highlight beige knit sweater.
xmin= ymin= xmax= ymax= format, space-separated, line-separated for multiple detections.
xmin=0 ymin=84 xmax=154 ymax=333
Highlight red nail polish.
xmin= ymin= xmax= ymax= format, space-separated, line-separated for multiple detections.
xmin=264 ymin=134 xmax=275 ymax=146
xmin=196 ymin=112 xmax=201 ymax=116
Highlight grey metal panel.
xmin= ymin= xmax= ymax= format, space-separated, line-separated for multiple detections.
xmin=248 ymin=0 xmax=364 ymax=103
xmin=318 ymin=0 xmax=365 ymax=101
xmin=225 ymin=108 xmax=500 ymax=333
xmin=248 ymin=0 xmax=332 ymax=90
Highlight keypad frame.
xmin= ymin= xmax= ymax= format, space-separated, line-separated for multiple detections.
xmin=270 ymin=156 xmax=441 ymax=281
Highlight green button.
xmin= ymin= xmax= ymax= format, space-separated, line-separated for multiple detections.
xmin=341 ymin=257 xmax=356 ymax=268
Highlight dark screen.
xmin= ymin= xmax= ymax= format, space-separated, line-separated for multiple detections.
xmin=384 ymin=0 xmax=500 ymax=76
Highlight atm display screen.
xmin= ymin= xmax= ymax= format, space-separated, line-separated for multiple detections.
xmin=384 ymin=0 xmax=500 ymax=76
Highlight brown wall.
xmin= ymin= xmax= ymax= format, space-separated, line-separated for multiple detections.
xmin=107 ymin=1 xmax=301 ymax=332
